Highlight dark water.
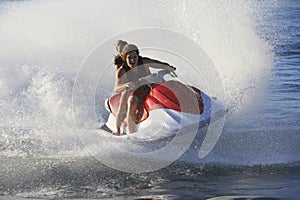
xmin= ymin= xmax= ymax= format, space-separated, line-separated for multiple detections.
xmin=1 ymin=1 xmax=300 ymax=200
xmin=1 ymin=157 xmax=300 ymax=199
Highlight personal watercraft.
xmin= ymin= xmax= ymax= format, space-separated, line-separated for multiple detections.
xmin=100 ymin=70 xmax=225 ymax=135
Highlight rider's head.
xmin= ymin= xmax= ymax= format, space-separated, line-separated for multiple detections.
xmin=116 ymin=40 xmax=128 ymax=55
xmin=121 ymin=44 xmax=140 ymax=68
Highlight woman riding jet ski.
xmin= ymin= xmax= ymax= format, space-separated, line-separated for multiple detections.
xmin=101 ymin=41 xmax=225 ymax=135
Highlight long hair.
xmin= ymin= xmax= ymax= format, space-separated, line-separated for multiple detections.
xmin=114 ymin=40 xmax=128 ymax=69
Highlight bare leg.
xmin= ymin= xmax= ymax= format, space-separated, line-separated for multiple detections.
xmin=115 ymin=90 xmax=129 ymax=135
xmin=127 ymin=96 xmax=138 ymax=133
xmin=136 ymin=102 xmax=145 ymax=122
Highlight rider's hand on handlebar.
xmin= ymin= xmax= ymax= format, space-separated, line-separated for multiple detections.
xmin=170 ymin=71 xmax=177 ymax=77
xmin=126 ymin=82 xmax=136 ymax=91
xmin=168 ymin=66 xmax=177 ymax=77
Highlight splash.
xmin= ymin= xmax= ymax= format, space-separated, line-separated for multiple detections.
xmin=0 ymin=0 xmax=273 ymax=158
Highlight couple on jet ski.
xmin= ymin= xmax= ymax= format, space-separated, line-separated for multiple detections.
xmin=113 ymin=40 xmax=203 ymax=135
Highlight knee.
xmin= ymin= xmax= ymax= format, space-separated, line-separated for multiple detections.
xmin=122 ymin=89 xmax=129 ymax=95
xmin=127 ymin=96 xmax=139 ymax=114
xmin=120 ymin=91 xmax=129 ymax=102
xmin=127 ymin=96 xmax=138 ymax=105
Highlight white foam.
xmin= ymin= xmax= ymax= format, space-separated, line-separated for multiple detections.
xmin=0 ymin=0 xmax=273 ymax=157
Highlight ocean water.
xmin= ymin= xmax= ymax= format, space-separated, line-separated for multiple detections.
xmin=0 ymin=0 xmax=299 ymax=199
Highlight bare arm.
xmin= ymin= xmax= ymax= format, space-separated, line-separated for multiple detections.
xmin=142 ymin=57 xmax=177 ymax=76
xmin=114 ymin=67 xmax=135 ymax=93
xmin=142 ymin=57 xmax=175 ymax=70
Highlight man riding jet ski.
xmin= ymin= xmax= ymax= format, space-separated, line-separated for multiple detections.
xmin=100 ymin=41 xmax=225 ymax=135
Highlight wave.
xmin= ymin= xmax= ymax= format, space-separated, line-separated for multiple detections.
xmin=0 ymin=0 xmax=279 ymax=164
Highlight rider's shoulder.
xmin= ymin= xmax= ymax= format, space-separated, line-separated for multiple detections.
xmin=116 ymin=66 xmax=126 ymax=77
xmin=114 ymin=55 xmax=123 ymax=66
xmin=140 ymin=56 xmax=154 ymax=64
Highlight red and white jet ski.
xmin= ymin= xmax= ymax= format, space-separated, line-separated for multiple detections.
xmin=100 ymin=70 xmax=225 ymax=134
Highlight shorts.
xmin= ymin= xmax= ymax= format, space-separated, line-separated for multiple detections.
xmin=132 ymin=85 xmax=151 ymax=102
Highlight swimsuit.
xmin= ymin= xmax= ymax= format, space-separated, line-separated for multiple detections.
xmin=122 ymin=56 xmax=151 ymax=101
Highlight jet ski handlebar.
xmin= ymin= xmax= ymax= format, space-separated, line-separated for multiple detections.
xmin=138 ymin=69 xmax=175 ymax=84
